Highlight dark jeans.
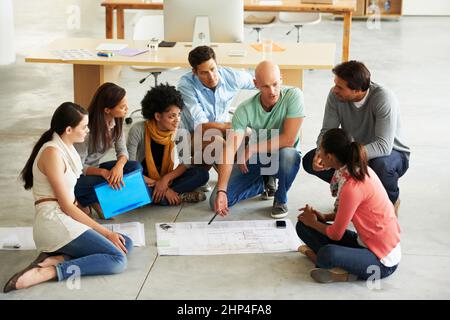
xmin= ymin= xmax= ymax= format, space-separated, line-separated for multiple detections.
xmin=74 ymin=160 xmax=142 ymax=207
xmin=149 ymin=166 xmax=209 ymax=206
xmin=296 ymin=221 xmax=398 ymax=280
xmin=303 ymin=148 xmax=409 ymax=204
xmin=209 ymin=148 xmax=301 ymax=209
xmin=54 ymin=229 xmax=133 ymax=281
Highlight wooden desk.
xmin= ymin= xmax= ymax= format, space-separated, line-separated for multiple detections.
xmin=101 ymin=0 xmax=355 ymax=61
xmin=25 ymin=38 xmax=335 ymax=108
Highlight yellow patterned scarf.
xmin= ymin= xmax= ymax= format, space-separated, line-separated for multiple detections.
xmin=145 ymin=119 xmax=175 ymax=180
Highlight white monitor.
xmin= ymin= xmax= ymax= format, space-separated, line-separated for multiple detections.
xmin=163 ymin=0 xmax=244 ymax=46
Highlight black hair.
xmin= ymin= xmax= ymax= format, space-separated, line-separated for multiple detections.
xmin=321 ymin=128 xmax=369 ymax=181
xmin=20 ymin=102 xmax=87 ymax=190
xmin=332 ymin=60 xmax=371 ymax=91
xmin=188 ymin=46 xmax=216 ymax=70
xmin=88 ymin=82 xmax=126 ymax=152
xmin=141 ymin=83 xmax=184 ymax=120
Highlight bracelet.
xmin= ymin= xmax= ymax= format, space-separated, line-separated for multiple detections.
xmin=217 ymin=190 xmax=227 ymax=196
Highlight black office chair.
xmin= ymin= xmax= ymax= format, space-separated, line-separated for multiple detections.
xmin=125 ymin=72 xmax=160 ymax=125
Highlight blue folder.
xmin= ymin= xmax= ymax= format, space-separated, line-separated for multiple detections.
xmin=94 ymin=169 xmax=152 ymax=219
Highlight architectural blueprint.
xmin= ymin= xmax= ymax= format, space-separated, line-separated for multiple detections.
xmin=156 ymin=220 xmax=303 ymax=255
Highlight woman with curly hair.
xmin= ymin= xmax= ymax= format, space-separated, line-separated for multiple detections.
xmin=127 ymin=84 xmax=209 ymax=205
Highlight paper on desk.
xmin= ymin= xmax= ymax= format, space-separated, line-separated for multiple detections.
xmin=156 ymin=219 xmax=303 ymax=256
xmin=0 ymin=227 xmax=36 ymax=250
xmin=259 ymin=1 xmax=283 ymax=5
xmin=96 ymin=43 xmax=128 ymax=51
xmin=51 ymin=49 xmax=96 ymax=61
xmin=102 ymin=222 xmax=146 ymax=247
xmin=115 ymin=48 xmax=149 ymax=57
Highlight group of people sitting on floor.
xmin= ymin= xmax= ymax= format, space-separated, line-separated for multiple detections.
xmin=3 ymin=45 xmax=410 ymax=293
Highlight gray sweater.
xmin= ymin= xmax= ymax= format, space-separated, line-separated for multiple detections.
xmin=317 ymin=82 xmax=410 ymax=159
xmin=74 ymin=120 xmax=129 ymax=174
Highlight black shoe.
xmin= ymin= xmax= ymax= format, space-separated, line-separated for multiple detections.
xmin=261 ymin=176 xmax=276 ymax=200
xmin=3 ymin=252 xmax=50 ymax=293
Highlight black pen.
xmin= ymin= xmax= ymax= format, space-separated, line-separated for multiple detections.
xmin=208 ymin=212 xmax=219 ymax=225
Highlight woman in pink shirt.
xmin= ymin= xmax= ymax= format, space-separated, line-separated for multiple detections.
xmin=297 ymin=128 xmax=401 ymax=283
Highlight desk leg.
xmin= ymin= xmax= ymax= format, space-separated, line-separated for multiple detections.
xmin=342 ymin=11 xmax=352 ymax=62
xmin=73 ymin=65 xmax=122 ymax=108
xmin=280 ymin=69 xmax=303 ymax=90
xmin=117 ymin=9 xmax=125 ymax=39
xmin=105 ymin=7 xmax=113 ymax=39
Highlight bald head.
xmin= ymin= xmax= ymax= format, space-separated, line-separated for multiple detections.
xmin=254 ymin=61 xmax=282 ymax=109
xmin=255 ymin=60 xmax=281 ymax=84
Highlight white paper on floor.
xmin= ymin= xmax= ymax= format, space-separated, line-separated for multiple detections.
xmin=0 ymin=222 xmax=146 ymax=250
xmin=102 ymin=222 xmax=146 ymax=247
xmin=156 ymin=219 xmax=303 ymax=255
xmin=0 ymin=227 xmax=36 ymax=250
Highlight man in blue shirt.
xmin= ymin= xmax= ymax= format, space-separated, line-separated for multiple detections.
xmin=178 ymin=46 xmax=254 ymax=136
xmin=177 ymin=46 xmax=256 ymax=191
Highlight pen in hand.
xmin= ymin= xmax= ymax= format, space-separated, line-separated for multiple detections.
xmin=208 ymin=212 xmax=219 ymax=225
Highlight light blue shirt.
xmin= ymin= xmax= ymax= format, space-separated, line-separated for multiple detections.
xmin=177 ymin=66 xmax=255 ymax=133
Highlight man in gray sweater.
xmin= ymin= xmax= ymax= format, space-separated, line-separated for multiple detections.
xmin=303 ymin=61 xmax=410 ymax=214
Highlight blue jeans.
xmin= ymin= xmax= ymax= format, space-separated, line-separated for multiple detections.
xmin=296 ymin=221 xmax=398 ymax=280
xmin=303 ymin=148 xmax=409 ymax=203
xmin=149 ymin=166 xmax=209 ymax=206
xmin=75 ymin=160 xmax=142 ymax=207
xmin=53 ymin=229 xmax=133 ymax=281
xmin=209 ymin=148 xmax=301 ymax=209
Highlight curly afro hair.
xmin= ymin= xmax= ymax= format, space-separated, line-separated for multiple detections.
xmin=141 ymin=83 xmax=185 ymax=120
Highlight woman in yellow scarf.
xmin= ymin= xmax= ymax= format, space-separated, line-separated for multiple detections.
xmin=127 ymin=84 xmax=209 ymax=205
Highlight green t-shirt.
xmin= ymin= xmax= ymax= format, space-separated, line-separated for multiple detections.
xmin=232 ymin=87 xmax=305 ymax=150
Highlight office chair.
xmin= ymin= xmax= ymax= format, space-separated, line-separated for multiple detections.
xmin=244 ymin=12 xmax=277 ymax=43
xmin=278 ymin=12 xmax=321 ymax=43
xmin=126 ymin=14 xmax=179 ymax=125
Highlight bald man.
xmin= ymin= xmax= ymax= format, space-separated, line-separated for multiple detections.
xmin=210 ymin=61 xmax=305 ymax=219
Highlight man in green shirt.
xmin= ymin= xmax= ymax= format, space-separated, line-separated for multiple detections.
xmin=210 ymin=61 xmax=305 ymax=219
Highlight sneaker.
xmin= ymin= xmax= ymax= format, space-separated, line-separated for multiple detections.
xmin=261 ymin=189 xmax=276 ymax=200
xmin=261 ymin=176 xmax=276 ymax=200
xmin=271 ymin=200 xmax=288 ymax=219
xmin=180 ymin=191 xmax=207 ymax=203
xmin=198 ymin=183 xmax=212 ymax=193
xmin=310 ymin=268 xmax=358 ymax=284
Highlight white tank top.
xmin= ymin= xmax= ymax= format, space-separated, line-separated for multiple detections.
xmin=32 ymin=140 xmax=90 ymax=253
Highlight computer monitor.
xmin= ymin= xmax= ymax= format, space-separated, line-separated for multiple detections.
xmin=163 ymin=0 xmax=244 ymax=46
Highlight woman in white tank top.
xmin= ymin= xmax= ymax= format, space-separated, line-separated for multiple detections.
xmin=3 ymin=102 xmax=133 ymax=293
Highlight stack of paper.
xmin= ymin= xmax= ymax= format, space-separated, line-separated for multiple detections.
xmin=0 ymin=222 xmax=146 ymax=250
xmin=51 ymin=49 xmax=96 ymax=61
xmin=95 ymin=43 xmax=128 ymax=51
xmin=103 ymin=222 xmax=146 ymax=247
xmin=0 ymin=227 xmax=36 ymax=250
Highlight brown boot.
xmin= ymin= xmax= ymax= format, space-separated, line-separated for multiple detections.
xmin=310 ymin=268 xmax=358 ymax=283
xmin=394 ymin=198 xmax=401 ymax=217
xmin=298 ymin=245 xmax=317 ymax=264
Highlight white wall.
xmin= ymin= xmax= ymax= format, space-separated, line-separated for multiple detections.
xmin=403 ymin=0 xmax=450 ymax=16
